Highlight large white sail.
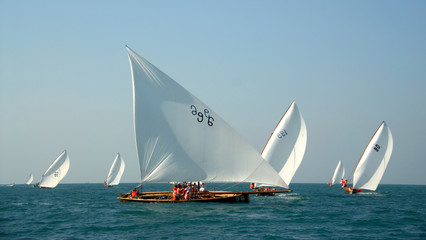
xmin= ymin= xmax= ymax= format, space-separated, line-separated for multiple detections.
xmin=127 ymin=47 xmax=287 ymax=188
xmin=260 ymin=101 xmax=307 ymax=186
xmin=331 ymin=161 xmax=345 ymax=185
xmin=353 ymin=121 xmax=393 ymax=191
xmin=25 ymin=173 xmax=34 ymax=185
xmin=106 ymin=153 xmax=125 ymax=186
xmin=39 ymin=150 xmax=70 ymax=188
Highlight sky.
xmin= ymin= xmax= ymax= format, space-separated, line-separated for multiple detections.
xmin=1 ymin=1 xmax=425 ymax=185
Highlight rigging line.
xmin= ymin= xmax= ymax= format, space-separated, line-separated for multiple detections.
xmin=218 ymin=181 xmax=246 ymax=191
xmin=128 ymin=182 xmax=143 ymax=193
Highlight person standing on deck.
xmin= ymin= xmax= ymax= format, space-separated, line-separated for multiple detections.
xmin=341 ymin=179 xmax=347 ymax=188
xmin=177 ymin=185 xmax=182 ymax=199
xmin=173 ymin=185 xmax=177 ymax=200
xmin=183 ymin=188 xmax=188 ymax=200
xmin=185 ymin=185 xmax=192 ymax=200
xmin=131 ymin=188 xmax=137 ymax=198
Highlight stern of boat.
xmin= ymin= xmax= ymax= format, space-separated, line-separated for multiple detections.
xmin=343 ymin=187 xmax=353 ymax=194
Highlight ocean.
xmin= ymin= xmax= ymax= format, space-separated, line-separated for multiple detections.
xmin=1 ymin=183 xmax=425 ymax=239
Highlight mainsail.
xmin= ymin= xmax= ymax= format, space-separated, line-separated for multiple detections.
xmin=352 ymin=121 xmax=393 ymax=191
xmin=331 ymin=161 xmax=345 ymax=185
xmin=25 ymin=173 xmax=34 ymax=185
xmin=39 ymin=150 xmax=70 ymax=188
xmin=106 ymin=153 xmax=125 ymax=186
xmin=260 ymin=101 xmax=307 ymax=186
xmin=127 ymin=46 xmax=287 ymax=188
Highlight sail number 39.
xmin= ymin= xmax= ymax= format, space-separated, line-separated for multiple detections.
xmin=190 ymin=105 xmax=214 ymax=126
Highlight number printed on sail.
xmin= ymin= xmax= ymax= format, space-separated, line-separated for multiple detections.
xmin=277 ymin=130 xmax=288 ymax=138
xmin=374 ymin=144 xmax=380 ymax=152
xmin=190 ymin=105 xmax=214 ymax=126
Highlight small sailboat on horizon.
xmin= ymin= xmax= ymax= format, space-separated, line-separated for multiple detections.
xmin=344 ymin=121 xmax=393 ymax=194
xmin=119 ymin=47 xmax=287 ymax=203
xmin=327 ymin=161 xmax=345 ymax=186
xmin=34 ymin=150 xmax=70 ymax=189
xmin=104 ymin=153 xmax=125 ymax=187
xmin=25 ymin=173 xmax=34 ymax=185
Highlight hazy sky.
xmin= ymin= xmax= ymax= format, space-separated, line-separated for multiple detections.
xmin=1 ymin=1 xmax=425 ymax=185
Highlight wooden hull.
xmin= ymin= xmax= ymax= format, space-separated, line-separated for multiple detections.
xmin=209 ymin=190 xmax=291 ymax=194
xmin=119 ymin=189 xmax=293 ymax=203
xmin=104 ymin=181 xmax=113 ymax=188
xmin=344 ymin=187 xmax=353 ymax=194
xmin=119 ymin=191 xmax=250 ymax=203
xmin=256 ymin=192 xmax=275 ymax=196
xmin=34 ymin=183 xmax=54 ymax=189
xmin=344 ymin=187 xmax=362 ymax=194
xmin=251 ymin=189 xmax=292 ymax=196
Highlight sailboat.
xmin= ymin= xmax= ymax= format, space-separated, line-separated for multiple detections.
xmin=344 ymin=121 xmax=393 ymax=194
xmin=327 ymin=161 xmax=345 ymax=186
xmin=25 ymin=173 xmax=34 ymax=185
xmin=104 ymin=153 xmax=125 ymax=187
xmin=119 ymin=47 xmax=287 ymax=203
xmin=252 ymin=101 xmax=307 ymax=195
xmin=35 ymin=150 xmax=70 ymax=189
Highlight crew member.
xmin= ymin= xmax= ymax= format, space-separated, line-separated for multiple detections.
xmin=173 ymin=185 xmax=177 ymax=200
xmin=341 ymin=179 xmax=347 ymax=188
xmin=131 ymin=188 xmax=137 ymax=198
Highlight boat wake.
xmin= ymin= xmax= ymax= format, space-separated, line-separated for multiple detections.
xmin=39 ymin=202 xmax=53 ymax=206
xmin=11 ymin=202 xmax=28 ymax=206
xmin=276 ymin=192 xmax=304 ymax=201
xmin=357 ymin=192 xmax=386 ymax=197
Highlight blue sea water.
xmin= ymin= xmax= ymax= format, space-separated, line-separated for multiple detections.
xmin=0 ymin=183 xmax=425 ymax=239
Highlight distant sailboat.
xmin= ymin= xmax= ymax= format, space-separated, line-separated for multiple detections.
xmin=327 ymin=161 xmax=345 ymax=186
xmin=25 ymin=173 xmax=34 ymax=185
xmin=119 ymin=47 xmax=287 ymax=202
xmin=253 ymin=101 xmax=307 ymax=194
xmin=104 ymin=153 xmax=125 ymax=187
xmin=36 ymin=150 xmax=70 ymax=189
xmin=344 ymin=121 xmax=393 ymax=194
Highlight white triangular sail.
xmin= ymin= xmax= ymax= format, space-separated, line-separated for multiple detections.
xmin=106 ymin=153 xmax=125 ymax=186
xmin=260 ymin=101 xmax=307 ymax=187
xmin=25 ymin=173 xmax=34 ymax=185
xmin=331 ymin=161 xmax=345 ymax=185
xmin=353 ymin=121 xmax=393 ymax=191
xmin=127 ymin=47 xmax=287 ymax=188
xmin=39 ymin=150 xmax=70 ymax=188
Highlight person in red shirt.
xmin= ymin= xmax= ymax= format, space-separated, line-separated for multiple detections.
xmin=131 ymin=188 xmax=137 ymax=198
xmin=341 ymin=179 xmax=347 ymax=188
